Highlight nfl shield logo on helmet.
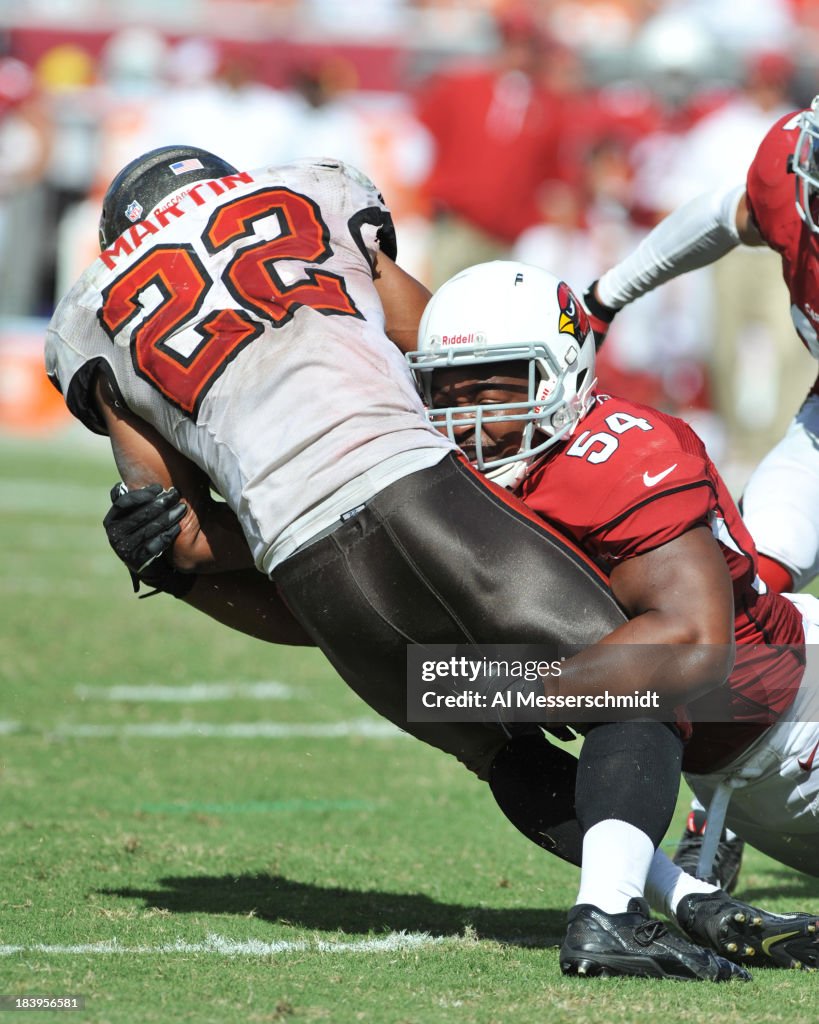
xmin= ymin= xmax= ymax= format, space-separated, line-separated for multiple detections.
xmin=125 ymin=199 xmax=144 ymax=224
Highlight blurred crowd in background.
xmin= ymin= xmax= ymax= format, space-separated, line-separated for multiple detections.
xmin=2 ymin=0 xmax=818 ymax=482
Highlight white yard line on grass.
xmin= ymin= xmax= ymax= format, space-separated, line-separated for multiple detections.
xmin=0 ymin=479 xmax=104 ymax=517
xmin=40 ymin=719 xmax=407 ymax=740
xmin=0 ymin=427 xmax=110 ymax=459
xmin=0 ymin=932 xmax=451 ymax=956
xmin=52 ymin=720 xmax=406 ymax=739
xmin=74 ymin=681 xmax=295 ymax=702
xmin=2 ymin=719 xmax=406 ymax=740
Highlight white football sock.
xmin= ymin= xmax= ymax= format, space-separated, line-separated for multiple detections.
xmin=645 ymin=849 xmax=719 ymax=920
xmin=574 ymin=819 xmax=655 ymax=915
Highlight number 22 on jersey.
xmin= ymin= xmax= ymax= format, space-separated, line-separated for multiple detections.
xmin=98 ymin=187 xmax=362 ymax=417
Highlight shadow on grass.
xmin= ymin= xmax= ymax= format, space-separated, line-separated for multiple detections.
xmin=97 ymin=872 xmax=566 ymax=946
xmin=736 ymin=863 xmax=819 ymax=905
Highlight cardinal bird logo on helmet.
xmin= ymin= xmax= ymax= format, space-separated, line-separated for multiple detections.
xmin=556 ymin=281 xmax=590 ymax=343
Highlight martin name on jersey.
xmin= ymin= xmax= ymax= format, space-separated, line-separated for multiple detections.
xmin=520 ymin=392 xmax=805 ymax=773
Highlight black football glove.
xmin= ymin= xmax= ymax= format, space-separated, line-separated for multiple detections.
xmin=582 ymin=281 xmax=618 ymax=350
xmin=102 ymin=483 xmax=194 ymax=597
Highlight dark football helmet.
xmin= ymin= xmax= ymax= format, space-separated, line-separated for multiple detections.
xmin=98 ymin=144 xmax=239 ymax=249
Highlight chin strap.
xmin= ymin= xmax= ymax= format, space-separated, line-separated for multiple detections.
xmin=486 ymin=458 xmax=531 ymax=491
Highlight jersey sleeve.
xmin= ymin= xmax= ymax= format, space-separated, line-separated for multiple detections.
xmin=44 ymin=270 xmax=112 ymax=435
xmin=523 ymin=397 xmax=720 ymax=567
xmin=570 ymin=407 xmax=719 ymax=566
xmin=587 ymin=467 xmax=716 ymax=564
xmin=320 ymin=158 xmax=398 ymax=264
xmin=745 ymin=109 xmax=801 ymax=246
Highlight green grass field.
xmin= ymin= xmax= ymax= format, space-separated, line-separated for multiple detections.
xmin=2 ymin=431 xmax=817 ymax=1023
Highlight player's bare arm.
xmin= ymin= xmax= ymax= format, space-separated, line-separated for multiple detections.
xmin=373 ymin=251 xmax=432 ymax=353
xmin=734 ymin=191 xmax=765 ymax=246
xmin=557 ymin=526 xmax=736 ymax=710
xmin=177 ymin=567 xmax=313 ymax=646
xmin=96 ymin=374 xmax=312 ymax=644
xmin=94 ymin=371 xmax=253 ymax=574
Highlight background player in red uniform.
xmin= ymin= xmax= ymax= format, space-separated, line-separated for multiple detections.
xmin=581 ymin=94 xmax=819 ymax=880
xmin=408 ymin=260 xmax=819 ymax=975
xmin=583 ymin=95 xmax=819 ymax=597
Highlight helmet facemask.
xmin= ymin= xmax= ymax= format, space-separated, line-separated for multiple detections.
xmin=417 ymin=343 xmax=591 ymax=488
xmin=793 ymin=97 xmax=819 ymax=234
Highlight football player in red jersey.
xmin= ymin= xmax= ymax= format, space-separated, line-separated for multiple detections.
xmin=582 ymin=94 xmax=819 ymax=885
xmin=583 ymin=96 xmax=819 ymax=598
xmin=408 ymin=261 xmax=819 ymax=975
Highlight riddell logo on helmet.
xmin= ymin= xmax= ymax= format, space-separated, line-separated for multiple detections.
xmin=441 ymin=333 xmax=477 ymax=345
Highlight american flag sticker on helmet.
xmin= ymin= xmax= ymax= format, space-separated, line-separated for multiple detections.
xmin=170 ymin=158 xmax=204 ymax=175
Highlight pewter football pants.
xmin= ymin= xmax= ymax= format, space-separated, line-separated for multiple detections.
xmin=274 ymin=453 xmax=626 ymax=779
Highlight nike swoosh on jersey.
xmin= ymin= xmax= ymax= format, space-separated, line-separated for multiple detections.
xmin=798 ymin=739 xmax=819 ymax=772
xmin=642 ymin=464 xmax=678 ymax=487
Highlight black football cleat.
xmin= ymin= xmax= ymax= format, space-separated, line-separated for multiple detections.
xmin=677 ymin=890 xmax=819 ymax=971
xmin=560 ymin=898 xmax=751 ymax=981
xmin=673 ymin=809 xmax=744 ymax=893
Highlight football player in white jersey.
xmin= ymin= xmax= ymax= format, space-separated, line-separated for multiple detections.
xmin=49 ymin=146 xmax=746 ymax=983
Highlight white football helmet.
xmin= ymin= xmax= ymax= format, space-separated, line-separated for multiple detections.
xmin=793 ymin=96 xmax=819 ymax=233
xmin=407 ymin=261 xmax=597 ymax=489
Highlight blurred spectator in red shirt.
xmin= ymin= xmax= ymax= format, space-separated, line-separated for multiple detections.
xmin=414 ymin=7 xmax=565 ymax=287
xmin=0 ymin=55 xmax=52 ymax=317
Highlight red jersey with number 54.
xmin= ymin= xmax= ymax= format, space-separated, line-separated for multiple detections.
xmin=45 ymin=159 xmax=453 ymax=570
xmin=521 ymin=392 xmax=805 ymax=771
xmin=746 ymin=109 xmax=819 ymax=385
